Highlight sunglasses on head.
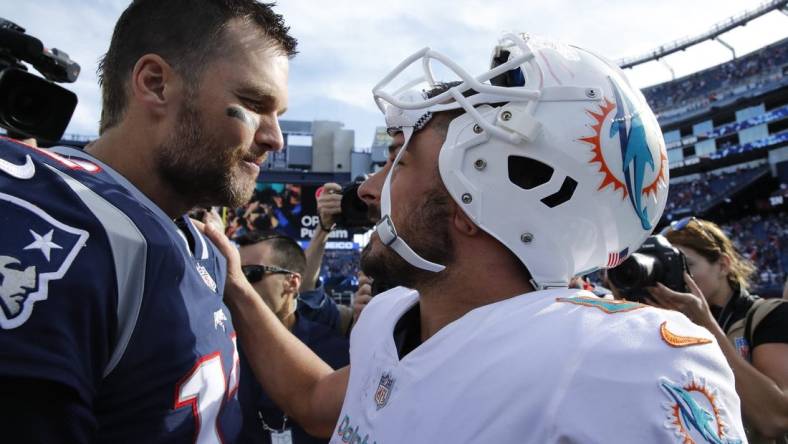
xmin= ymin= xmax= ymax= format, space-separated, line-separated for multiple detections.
xmin=660 ymin=216 xmax=698 ymax=235
xmin=241 ymin=264 xmax=297 ymax=283
xmin=660 ymin=216 xmax=721 ymax=246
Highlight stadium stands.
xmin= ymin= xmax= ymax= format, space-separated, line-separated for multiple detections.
xmin=642 ymin=37 xmax=788 ymax=117
xmin=725 ymin=212 xmax=787 ymax=295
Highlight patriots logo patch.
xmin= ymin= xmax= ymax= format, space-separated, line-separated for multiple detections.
xmin=0 ymin=193 xmax=88 ymax=329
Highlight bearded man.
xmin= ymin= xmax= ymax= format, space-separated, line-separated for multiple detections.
xmin=0 ymin=1 xmax=295 ymax=442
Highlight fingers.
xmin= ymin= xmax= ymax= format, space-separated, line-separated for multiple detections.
xmin=200 ymin=220 xmax=240 ymax=265
xmin=353 ymin=293 xmax=372 ymax=323
xmin=645 ymin=290 xmax=677 ymax=311
xmin=191 ymin=218 xmax=205 ymax=231
xmin=355 ymin=283 xmax=372 ymax=298
xmin=683 ymin=272 xmax=704 ymax=298
xmin=323 ymin=183 xmax=342 ymax=193
xmin=358 ymin=274 xmax=373 ymax=287
xmin=354 ymin=293 xmax=372 ymax=305
xmin=318 ymin=199 xmax=342 ymax=214
xmin=202 ymin=208 xmax=225 ymax=232
xmin=318 ymin=193 xmax=342 ymax=227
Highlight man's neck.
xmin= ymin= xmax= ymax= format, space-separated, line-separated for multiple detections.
xmin=414 ymin=260 xmax=534 ymax=342
xmin=85 ymin=129 xmax=191 ymax=218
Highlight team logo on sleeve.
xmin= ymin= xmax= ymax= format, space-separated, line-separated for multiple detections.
xmin=660 ymin=372 xmax=742 ymax=444
xmin=660 ymin=321 xmax=713 ymax=348
xmin=0 ymin=193 xmax=89 ymax=329
xmin=555 ymin=296 xmax=645 ymax=314
xmin=374 ymin=372 xmax=395 ymax=410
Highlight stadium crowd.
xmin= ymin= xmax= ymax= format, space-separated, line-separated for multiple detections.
xmin=728 ymin=212 xmax=787 ymax=288
xmin=642 ymin=37 xmax=788 ymax=113
xmin=664 ymin=168 xmax=765 ymax=218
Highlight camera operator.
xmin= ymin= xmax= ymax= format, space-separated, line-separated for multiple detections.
xmin=300 ymin=182 xmax=354 ymax=335
xmin=648 ymin=217 xmax=788 ymax=442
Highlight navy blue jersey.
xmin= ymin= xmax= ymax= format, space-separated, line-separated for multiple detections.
xmin=0 ymin=138 xmax=241 ymax=443
xmin=237 ymin=315 xmax=349 ymax=444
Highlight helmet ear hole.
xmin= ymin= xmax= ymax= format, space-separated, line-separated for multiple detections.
xmin=540 ymin=177 xmax=578 ymax=208
xmin=508 ymin=156 xmax=553 ymax=190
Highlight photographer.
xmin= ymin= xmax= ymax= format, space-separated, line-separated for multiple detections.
xmin=299 ymin=182 xmax=354 ymax=335
xmin=648 ymin=217 xmax=788 ymax=442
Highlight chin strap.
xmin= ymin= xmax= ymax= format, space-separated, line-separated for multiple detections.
xmin=374 ymin=126 xmax=446 ymax=273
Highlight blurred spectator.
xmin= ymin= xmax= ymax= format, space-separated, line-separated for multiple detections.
xmin=302 ymin=183 xmax=342 ymax=291
xmin=724 ymin=211 xmax=787 ymax=294
xmin=299 ymin=182 xmax=354 ymax=335
xmin=236 ymin=231 xmax=349 ymax=444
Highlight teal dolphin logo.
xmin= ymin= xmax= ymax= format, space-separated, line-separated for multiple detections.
xmin=660 ymin=378 xmax=741 ymax=444
xmin=608 ymin=77 xmax=655 ymax=230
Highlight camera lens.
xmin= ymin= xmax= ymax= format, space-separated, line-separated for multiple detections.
xmin=608 ymin=253 xmax=660 ymax=290
xmin=9 ymin=90 xmax=39 ymax=126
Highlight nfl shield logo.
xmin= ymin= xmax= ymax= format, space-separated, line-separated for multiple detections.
xmin=374 ymin=372 xmax=395 ymax=410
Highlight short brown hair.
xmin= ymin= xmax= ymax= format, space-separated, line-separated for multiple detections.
xmin=664 ymin=218 xmax=756 ymax=292
xmin=97 ymin=0 xmax=297 ymax=133
xmin=236 ymin=231 xmax=306 ymax=275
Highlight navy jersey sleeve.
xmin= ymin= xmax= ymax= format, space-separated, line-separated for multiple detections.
xmin=0 ymin=139 xmax=118 ymax=441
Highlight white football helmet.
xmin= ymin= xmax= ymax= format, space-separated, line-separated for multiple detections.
xmin=372 ymin=33 xmax=668 ymax=289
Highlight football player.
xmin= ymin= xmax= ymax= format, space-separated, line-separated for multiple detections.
xmin=0 ymin=1 xmax=295 ymax=442
xmin=205 ymin=34 xmax=747 ymax=443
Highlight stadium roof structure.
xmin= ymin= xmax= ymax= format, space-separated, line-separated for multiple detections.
xmin=616 ymin=0 xmax=788 ymax=69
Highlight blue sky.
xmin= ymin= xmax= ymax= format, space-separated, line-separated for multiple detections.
xmin=3 ymin=0 xmax=787 ymax=148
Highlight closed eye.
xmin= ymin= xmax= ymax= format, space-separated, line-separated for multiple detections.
xmin=240 ymin=97 xmax=267 ymax=114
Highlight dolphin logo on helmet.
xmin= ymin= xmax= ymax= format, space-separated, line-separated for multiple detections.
xmin=609 ymin=77 xmax=656 ymax=231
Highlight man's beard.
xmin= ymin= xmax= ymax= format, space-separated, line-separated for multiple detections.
xmin=155 ymin=98 xmax=255 ymax=210
xmin=361 ymin=188 xmax=454 ymax=289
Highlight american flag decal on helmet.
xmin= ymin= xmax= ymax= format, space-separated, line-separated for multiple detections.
xmin=607 ymin=247 xmax=629 ymax=268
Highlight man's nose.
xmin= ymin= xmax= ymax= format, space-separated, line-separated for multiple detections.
xmin=357 ymin=168 xmax=386 ymax=207
xmin=255 ymin=116 xmax=284 ymax=152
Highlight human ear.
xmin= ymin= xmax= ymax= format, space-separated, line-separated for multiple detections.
xmin=452 ymin=204 xmax=480 ymax=237
xmin=717 ymin=253 xmax=732 ymax=277
xmin=286 ymin=273 xmax=302 ymax=294
xmin=130 ymin=54 xmax=176 ymax=118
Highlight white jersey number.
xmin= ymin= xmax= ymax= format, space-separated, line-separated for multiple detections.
xmin=174 ymin=349 xmax=240 ymax=444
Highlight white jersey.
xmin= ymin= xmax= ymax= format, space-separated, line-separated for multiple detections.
xmin=331 ymin=287 xmax=746 ymax=444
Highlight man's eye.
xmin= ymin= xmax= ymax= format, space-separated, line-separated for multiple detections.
xmin=243 ymin=100 xmax=264 ymax=113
